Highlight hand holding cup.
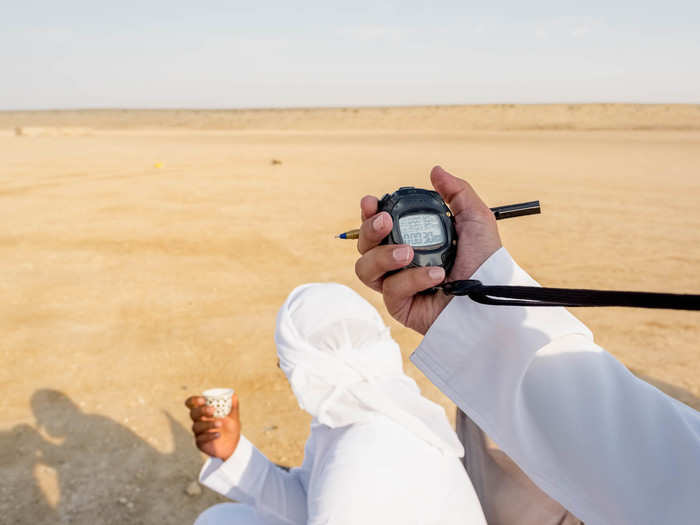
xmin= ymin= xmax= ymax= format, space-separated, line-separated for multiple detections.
xmin=185 ymin=388 xmax=241 ymax=461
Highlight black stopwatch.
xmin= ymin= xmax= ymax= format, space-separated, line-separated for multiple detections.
xmin=378 ymin=187 xmax=458 ymax=273
xmin=364 ymin=189 xmax=699 ymax=311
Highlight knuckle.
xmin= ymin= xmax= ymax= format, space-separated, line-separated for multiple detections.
xmin=411 ymin=267 xmax=426 ymax=282
xmin=375 ymin=277 xmax=385 ymax=292
xmin=354 ymin=256 xmax=365 ymax=278
xmin=383 ymin=267 xmax=422 ymax=296
xmin=381 ymin=273 xmax=400 ymax=296
xmin=384 ymin=245 xmax=401 ymax=265
xmin=471 ymin=207 xmax=496 ymax=225
xmin=403 ymin=268 xmax=421 ymax=288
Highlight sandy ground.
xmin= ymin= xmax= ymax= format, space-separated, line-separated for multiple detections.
xmin=1 ymin=105 xmax=698 ymax=524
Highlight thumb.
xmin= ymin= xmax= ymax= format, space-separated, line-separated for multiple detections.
xmin=227 ymin=393 xmax=239 ymax=419
xmin=430 ymin=166 xmax=490 ymax=219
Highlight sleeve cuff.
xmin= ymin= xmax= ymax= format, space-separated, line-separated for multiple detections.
xmin=198 ymin=435 xmax=259 ymax=501
xmin=411 ymin=247 xmax=592 ymax=402
xmin=470 ymin=246 xmax=539 ymax=285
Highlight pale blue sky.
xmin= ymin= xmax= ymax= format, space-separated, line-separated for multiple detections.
xmin=1 ymin=1 xmax=698 ymax=109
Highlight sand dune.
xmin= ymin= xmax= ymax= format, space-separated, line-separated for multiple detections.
xmin=1 ymin=105 xmax=698 ymax=524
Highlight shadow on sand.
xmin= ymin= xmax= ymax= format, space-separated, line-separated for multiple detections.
xmin=0 ymin=389 xmax=226 ymax=525
xmin=631 ymin=370 xmax=700 ymax=411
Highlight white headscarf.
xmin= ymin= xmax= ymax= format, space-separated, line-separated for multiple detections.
xmin=275 ymin=283 xmax=464 ymax=457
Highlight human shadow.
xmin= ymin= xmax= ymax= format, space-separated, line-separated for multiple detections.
xmin=0 ymin=389 xmax=226 ymax=525
xmin=0 ymin=423 xmax=59 ymax=522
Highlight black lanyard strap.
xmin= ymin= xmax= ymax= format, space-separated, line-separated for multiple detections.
xmin=439 ymin=280 xmax=700 ymax=311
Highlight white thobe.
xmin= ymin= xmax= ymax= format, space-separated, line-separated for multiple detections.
xmin=197 ymin=415 xmax=486 ymax=525
xmin=411 ymin=247 xmax=700 ymax=525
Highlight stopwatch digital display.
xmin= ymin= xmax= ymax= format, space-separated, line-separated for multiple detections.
xmin=378 ymin=187 xmax=457 ymax=272
xmin=398 ymin=214 xmax=446 ymax=249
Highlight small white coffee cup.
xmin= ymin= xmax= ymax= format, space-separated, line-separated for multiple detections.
xmin=202 ymin=388 xmax=234 ymax=418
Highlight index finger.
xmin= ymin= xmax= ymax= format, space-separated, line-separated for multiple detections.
xmin=357 ymin=211 xmax=393 ymax=255
xmin=190 ymin=404 xmax=214 ymax=422
xmin=361 ymin=195 xmax=379 ymax=222
xmin=185 ymin=396 xmax=205 ymax=409
xmin=358 ymin=195 xmax=392 ymax=255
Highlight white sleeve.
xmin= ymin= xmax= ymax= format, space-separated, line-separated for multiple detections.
xmin=198 ymin=435 xmax=308 ymax=525
xmin=410 ymin=247 xmax=700 ymax=525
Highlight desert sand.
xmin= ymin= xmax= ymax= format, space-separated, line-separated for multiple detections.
xmin=1 ymin=104 xmax=698 ymax=524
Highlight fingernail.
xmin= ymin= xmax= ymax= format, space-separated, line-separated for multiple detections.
xmin=428 ymin=267 xmax=445 ymax=281
xmin=373 ymin=214 xmax=385 ymax=231
xmin=214 ymin=421 xmax=222 ymax=428
xmin=393 ymin=246 xmax=410 ymax=261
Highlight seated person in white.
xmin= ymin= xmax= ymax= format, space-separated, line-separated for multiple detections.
xmin=186 ymin=283 xmax=487 ymax=525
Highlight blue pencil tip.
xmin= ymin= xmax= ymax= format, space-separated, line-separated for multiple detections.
xmin=338 ymin=233 xmax=347 ymax=239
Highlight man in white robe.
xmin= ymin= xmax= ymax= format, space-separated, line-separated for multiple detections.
xmin=354 ymin=165 xmax=700 ymax=525
xmin=187 ymin=283 xmax=487 ymax=525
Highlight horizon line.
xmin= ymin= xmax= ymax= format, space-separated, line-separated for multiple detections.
xmin=2 ymin=101 xmax=700 ymax=113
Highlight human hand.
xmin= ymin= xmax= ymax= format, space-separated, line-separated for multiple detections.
xmin=185 ymin=394 xmax=241 ymax=461
xmin=355 ymin=166 xmax=502 ymax=334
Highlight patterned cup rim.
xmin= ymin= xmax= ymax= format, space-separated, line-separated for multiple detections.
xmin=203 ymin=388 xmax=234 ymax=399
